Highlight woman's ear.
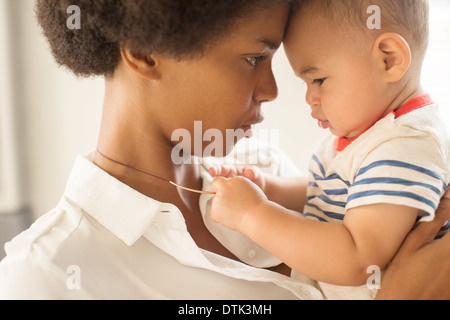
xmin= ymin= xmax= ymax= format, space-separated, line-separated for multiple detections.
xmin=373 ymin=33 xmax=411 ymax=83
xmin=120 ymin=46 xmax=161 ymax=80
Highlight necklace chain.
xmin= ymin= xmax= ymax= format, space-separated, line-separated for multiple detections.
xmin=96 ymin=149 xmax=216 ymax=195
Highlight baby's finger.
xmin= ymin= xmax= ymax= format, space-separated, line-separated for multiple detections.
xmin=243 ymin=168 xmax=256 ymax=181
xmin=209 ymin=165 xmax=234 ymax=178
xmin=222 ymin=166 xmax=244 ymax=178
xmin=211 ymin=176 xmax=228 ymax=192
xmin=243 ymin=166 xmax=262 ymax=181
xmin=209 ymin=166 xmax=220 ymax=177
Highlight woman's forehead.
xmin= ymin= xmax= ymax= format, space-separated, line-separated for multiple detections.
xmin=216 ymin=2 xmax=289 ymax=50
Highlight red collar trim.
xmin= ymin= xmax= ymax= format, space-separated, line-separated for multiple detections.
xmin=336 ymin=94 xmax=434 ymax=152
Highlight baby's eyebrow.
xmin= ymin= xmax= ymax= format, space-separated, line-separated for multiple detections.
xmin=298 ymin=66 xmax=319 ymax=77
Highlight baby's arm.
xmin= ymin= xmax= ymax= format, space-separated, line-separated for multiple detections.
xmin=210 ymin=177 xmax=418 ymax=286
xmin=209 ymin=165 xmax=308 ymax=212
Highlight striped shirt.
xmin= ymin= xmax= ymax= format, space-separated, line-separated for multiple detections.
xmin=304 ymin=94 xmax=450 ymax=239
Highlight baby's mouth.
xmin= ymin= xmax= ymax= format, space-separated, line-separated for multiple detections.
xmin=318 ymin=120 xmax=330 ymax=129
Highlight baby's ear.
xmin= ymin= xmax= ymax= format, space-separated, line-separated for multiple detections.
xmin=373 ymin=33 xmax=412 ymax=83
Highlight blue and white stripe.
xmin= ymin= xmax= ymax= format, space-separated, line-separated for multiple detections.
xmin=304 ymin=158 xmax=448 ymax=226
xmin=348 ymin=160 xmax=446 ymax=219
xmin=304 ymin=156 xmax=351 ymax=223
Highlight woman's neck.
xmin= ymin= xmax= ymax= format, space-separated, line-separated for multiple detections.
xmin=94 ymin=76 xmax=203 ymax=211
xmin=92 ymin=72 xmax=291 ymax=273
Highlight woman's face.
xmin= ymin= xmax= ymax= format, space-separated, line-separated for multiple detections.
xmin=152 ymin=2 xmax=290 ymax=158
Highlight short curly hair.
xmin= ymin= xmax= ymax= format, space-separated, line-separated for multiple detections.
xmin=35 ymin=0 xmax=288 ymax=78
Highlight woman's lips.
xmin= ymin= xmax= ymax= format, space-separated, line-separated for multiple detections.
xmin=241 ymin=125 xmax=255 ymax=138
xmin=241 ymin=118 xmax=264 ymax=138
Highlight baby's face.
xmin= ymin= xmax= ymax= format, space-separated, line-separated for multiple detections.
xmin=284 ymin=12 xmax=393 ymax=139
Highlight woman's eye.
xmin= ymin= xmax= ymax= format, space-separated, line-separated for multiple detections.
xmin=246 ymin=56 xmax=266 ymax=68
xmin=312 ymin=78 xmax=326 ymax=86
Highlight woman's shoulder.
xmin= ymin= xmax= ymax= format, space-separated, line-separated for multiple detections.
xmin=1 ymin=201 xmax=83 ymax=265
xmin=0 ymin=204 xmax=91 ymax=299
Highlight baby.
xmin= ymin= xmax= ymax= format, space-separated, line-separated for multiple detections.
xmin=209 ymin=0 xmax=450 ymax=299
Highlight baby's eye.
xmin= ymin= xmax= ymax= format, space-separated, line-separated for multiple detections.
xmin=312 ymin=78 xmax=326 ymax=86
xmin=246 ymin=55 xmax=267 ymax=68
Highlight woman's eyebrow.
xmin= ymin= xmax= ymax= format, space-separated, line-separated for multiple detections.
xmin=258 ymin=39 xmax=280 ymax=51
xmin=241 ymin=39 xmax=280 ymax=56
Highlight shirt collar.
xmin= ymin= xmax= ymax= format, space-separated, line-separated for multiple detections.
xmin=62 ymin=154 xmax=279 ymax=269
xmin=336 ymin=94 xmax=434 ymax=152
xmin=64 ymin=153 xmax=185 ymax=246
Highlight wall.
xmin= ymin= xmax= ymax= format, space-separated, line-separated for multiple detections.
xmin=10 ymin=0 xmax=104 ymax=220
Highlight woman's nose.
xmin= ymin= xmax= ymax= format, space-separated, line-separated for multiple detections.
xmin=254 ymin=68 xmax=278 ymax=103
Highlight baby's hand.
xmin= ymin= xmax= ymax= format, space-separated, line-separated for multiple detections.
xmin=210 ymin=176 xmax=268 ymax=233
xmin=209 ymin=165 xmax=266 ymax=193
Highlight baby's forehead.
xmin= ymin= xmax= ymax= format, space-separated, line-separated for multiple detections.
xmin=287 ymin=0 xmax=429 ymax=56
xmin=285 ymin=8 xmax=368 ymax=48
xmin=283 ymin=11 xmax=373 ymax=74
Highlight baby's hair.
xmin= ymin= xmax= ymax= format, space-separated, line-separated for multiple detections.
xmin=292 ymin=0 xmax=429 ymax=63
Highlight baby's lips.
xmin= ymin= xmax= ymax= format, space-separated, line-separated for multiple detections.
xmin=318 ymin=120 xmax=330 ymax=129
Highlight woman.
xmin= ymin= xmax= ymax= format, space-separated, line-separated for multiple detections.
xmin=0 ymin=0 xmax=322 ymax=299
xmin=0 ymin=0 xmax=448 ymax=300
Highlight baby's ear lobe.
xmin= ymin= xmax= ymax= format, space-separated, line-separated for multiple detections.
xmin=373 ymin=32 xmax=412 ymax=82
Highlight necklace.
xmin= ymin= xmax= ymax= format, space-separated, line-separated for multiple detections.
xmin=96 ymin=149 xmax=216 ymax=195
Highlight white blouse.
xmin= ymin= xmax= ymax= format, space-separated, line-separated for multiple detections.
xmin=0 ymin=142 xmax=323 ymax=300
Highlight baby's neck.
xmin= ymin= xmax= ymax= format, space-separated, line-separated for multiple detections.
xmin=381 ymin=81 xmax=424 ymax=117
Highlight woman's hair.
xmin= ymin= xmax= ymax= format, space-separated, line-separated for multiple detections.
xmin=35 ymin=0 xmax=287 ymax=78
